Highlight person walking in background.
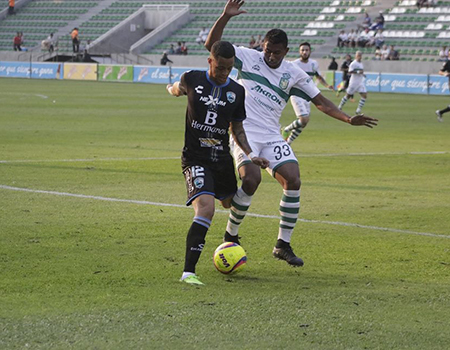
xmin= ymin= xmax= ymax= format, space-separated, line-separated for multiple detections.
xmin=337 ymin=54 xmax=352 ymax=96
xmin=160 ymin=51 xmax=173 ymax=66
xmin=205 ymin=0 xmax=377 ymax=268
xmin=435 ymin=50 xmax=450 ymax=122
xmin=338 ymin=51 xmax=367 ymax=114
xmin=71 ymin=28 xmax=79 ymax=53
xmin=8 ymin=0 xmax=15 ymax=15
xmin=166 ymin=41 xmax=268 ymax=285
xmin=282 ymin=42 xmax=335 ymax=144
xmin=13 ymin=32 xmax=21 ymax=51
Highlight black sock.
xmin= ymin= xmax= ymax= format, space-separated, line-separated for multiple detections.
xmin=275 ymin=239 xmax=291 ymax=249
xmin=184 ymin=222 xmax=208 ymax=273
xmin=440 ymin=107 xmax=450 ymax=114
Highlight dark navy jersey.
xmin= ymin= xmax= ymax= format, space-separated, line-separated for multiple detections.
xmin=180 ymin=70 xmax=246 ymax=164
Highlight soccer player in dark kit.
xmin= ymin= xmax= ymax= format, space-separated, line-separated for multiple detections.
xmin=166 ymin=40 xmax=269 ymax=285
xmin=436 ymin=50 xmax=450 ymax=122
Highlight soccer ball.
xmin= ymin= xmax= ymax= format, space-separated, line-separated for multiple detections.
xmin=213 ymin=242 xmax=247 ymax=274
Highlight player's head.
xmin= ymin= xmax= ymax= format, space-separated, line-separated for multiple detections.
xmin=208 ymin=40 xmax=235 ymax=85
xmin=299 ymin=42 xmax=311 ymax=61
xmin=345 ymin=54 xmax=352 ymax=61
xmin=355 ymin=51 xmax=362 ymax=61
xmin=262 ymin=29 xmax=289 ymax=69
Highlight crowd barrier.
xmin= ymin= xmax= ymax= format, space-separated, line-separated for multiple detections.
xmin=0 ymin=61 xmax=448 ymax=95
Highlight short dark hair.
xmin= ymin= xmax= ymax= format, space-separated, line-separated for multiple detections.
xmin=211 ymin=41 xmax=235 ymax=59
xmin=263 ymin=29 xmax=288 ymax=48
xmin=299 ymin=42 xmax=311 ymax=49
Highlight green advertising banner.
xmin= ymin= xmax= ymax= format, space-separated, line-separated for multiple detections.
xmin=98 ymin=65 xmax=133 ymax=82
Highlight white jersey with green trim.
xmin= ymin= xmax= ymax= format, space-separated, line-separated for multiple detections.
xmin=292 ymin=58 xmax=320 ymax=78
xmin=233 ymin=45 xmax=320 ymax=135
xmin=348 ymin=59 xmax=365 ymax=86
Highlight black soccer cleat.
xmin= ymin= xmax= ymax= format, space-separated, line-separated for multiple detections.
xmin=223 ymin=231 xmax=241 ymax=245
xmin=273 ymin=245 xmax=304 ymax=267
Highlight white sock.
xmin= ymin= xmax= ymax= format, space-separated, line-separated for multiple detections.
xmin=278 ymin=189 xmax=301 ymax=243
xmin=181 ymin=272 xmax=195 ymax=280
xmin=226 ymin=187 xmax=253 ymax=236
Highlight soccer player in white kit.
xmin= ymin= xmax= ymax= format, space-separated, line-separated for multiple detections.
xmin=282 ymin=42 xmax=334 ymax=144
xmin=338 ymin=51 xmax=367 ymax=114
xmin=205 ymin=0 xmax=378 ymax=267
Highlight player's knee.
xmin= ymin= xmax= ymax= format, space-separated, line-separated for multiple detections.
xmin=241 ymin=175 xmax=260 ymax=195
xmin=286 ymin=177 xmax=301 ymax=190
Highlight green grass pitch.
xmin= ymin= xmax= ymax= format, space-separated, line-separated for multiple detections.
xmin=0 ymin=77 xmax=449 ymax=349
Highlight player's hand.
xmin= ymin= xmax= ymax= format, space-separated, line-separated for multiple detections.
xmin=328 ymin=85 xmax=335 ymax=91
xmin=223 ymin=0 xmax=247 ymax=18
xmin=350 ymin=114 xmax=378 ymax=128
xmin=251 ymin=156 xmax=270 ymax=169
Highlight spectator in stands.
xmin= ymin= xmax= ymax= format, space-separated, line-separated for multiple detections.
xmin=168 ymin=44 xmax=175 ymax=54
xmin=160 ymin=51 xmax=173 ymax=66
xmin=13 ymin=32 xmax=21 ymax=51
xmin=359 ymin=12 xmax=371 ymax=30
xmin=42 ymin=33 xmax=56 ymax=53
xmin=249 ymin=35 xmax=256 ymax=48
xmin=374 ymin=46 xmax=382 ymax=60
xmin=348 ymin=29 xmax=357 ymax=48
xmin=175 ymin=42 xmax=182 ymax=55
xmin=181 ymin=41 xmax=188 ymax=55
xmin=195 ymin=27 xmax=209 ymax=45
xmin=438 ymin=46 xmax=448 ymax=62
xmin=381 ymin=44 xmax=390 ymax=60
xmin=71 ymin=28 xmax=80 ymax=53
xmin=8 ymin=0 xmax=15 ymax=15
xmin=357 ymin=28 xmax=371 ymax=48
xmin=337 ymin=30 xmax=348 ymax=47
xmin=387 ymin=45 xmax=399 ymax=60
xmin=252 ymin=34 xmax=263 ymax=51
xmin=370 ymin=11 xmax=385 ymax=31
xmin=328 ymin=57 xmax=338 ymax=70
xmin=374 ymin=29 xmax=385 ymax=48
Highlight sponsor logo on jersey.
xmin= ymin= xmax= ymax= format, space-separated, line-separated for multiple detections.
xmin=199 ymin=138 xmax=223 ymax=150
xmin=251 ymin=84 xmax=282 ymax=105
xmin=194 ymin=177 xmax=204 ymax=189
xmin=195 ymin=85 xmax=204 ymax=94
xmin=279 ymin=73 xmax=291 ymax=90
xmin=199 ymin=95 xmax=227 ymax=107
xmin=191 ymin=120 xmax=227 ymax=135
xmin=226 ymin=91 xmax=236 ymax=103
xmin=252 ymin=64 xmax=260 ymax=71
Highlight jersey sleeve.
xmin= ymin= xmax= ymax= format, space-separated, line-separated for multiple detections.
xmin=231 ymin=85 xmax=246 ymax=122
xmin=290 ymin=70 xmax=320 ymax=101
xmin=233 ymin=45 xmax=257 ymax=71
xmin=179 ymin=71 xmax=190 ymax=94
xmin=313 ymin=61 xmax=320 ymax=77
xmin=348 ymin=61 xmax=356 ymax=73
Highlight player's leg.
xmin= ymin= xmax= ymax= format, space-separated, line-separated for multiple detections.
xmin=180 ymin=165 xmax=216 ymax=285
xmin=339 ymin=83 xmax=356 ymax=110
xmin=435 ymin=104 xmax=449 ymax=122
xmin=261 ymin=140 xmax=304 ymax=266
xmin=224 ymin=139 xmax=262 ymax=243
xmin=283 ymin=98 xmax=309 ymax=144
xmin=356 ymin=91 xmax=367 ymax=114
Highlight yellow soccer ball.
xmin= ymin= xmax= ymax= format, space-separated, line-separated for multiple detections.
xmin=213 ymin=242 xmax=247 ymax=274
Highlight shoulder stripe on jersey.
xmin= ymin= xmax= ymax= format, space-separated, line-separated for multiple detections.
xmin=234 ymin=56 xmax=243 ymax=70
xmin=238 ymin=70 xmax=290 ymax=102
xmin=290 ymin=88 xmax=312 ymax=101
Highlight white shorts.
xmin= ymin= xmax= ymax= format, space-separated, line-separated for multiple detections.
xmin=230 ymin=132 xmax=298 ymax=177
xmin=347 ymin=82 xmax=367 ymax=95
xmin=290 ymin=96 xmax=311 ymax=117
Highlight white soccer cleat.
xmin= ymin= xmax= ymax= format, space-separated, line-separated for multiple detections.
xmin=435 ymin=110 xmax=443 ymax=122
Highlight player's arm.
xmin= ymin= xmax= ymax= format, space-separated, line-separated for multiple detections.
xmin=438 ymin=68 xmax=450 ymax=77
xmin=311 ymin=93 xmax=378 ymax=128
xmin=316 ymin=74 xmax=334 ymax=90
xmin=166 ymin=73 xmax=187 ymax=97
xmin=204 ymin=0 xmax=246 ymax=52
xmin=230 ymin=121 xmax=269 ymax=169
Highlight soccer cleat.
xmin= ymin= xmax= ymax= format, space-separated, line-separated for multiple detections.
xmin=224 ymin=231 xmax=241 ymax=245
xmin=436 ymin=110 xmax=443 ymax=122
xmin=273 ymin=245 xmax=304 ymax=267
xmin=180 ymin=275 xmax=204 ymax=286
xmin=356 ymin=109 xmax=361 ymax=114
xmin=281 ymin=128 xmax=290 ymax=141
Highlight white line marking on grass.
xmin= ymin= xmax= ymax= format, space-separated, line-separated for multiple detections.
xmin=0 ymin=157 xmax=180 ymax=164
xmin=34 ymin=94 xmax=49 ymax=99
xmin=0 ymin=152 xmax=447 ymax=164
xmin=1 ymin=184 xmax=448 ymax=240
